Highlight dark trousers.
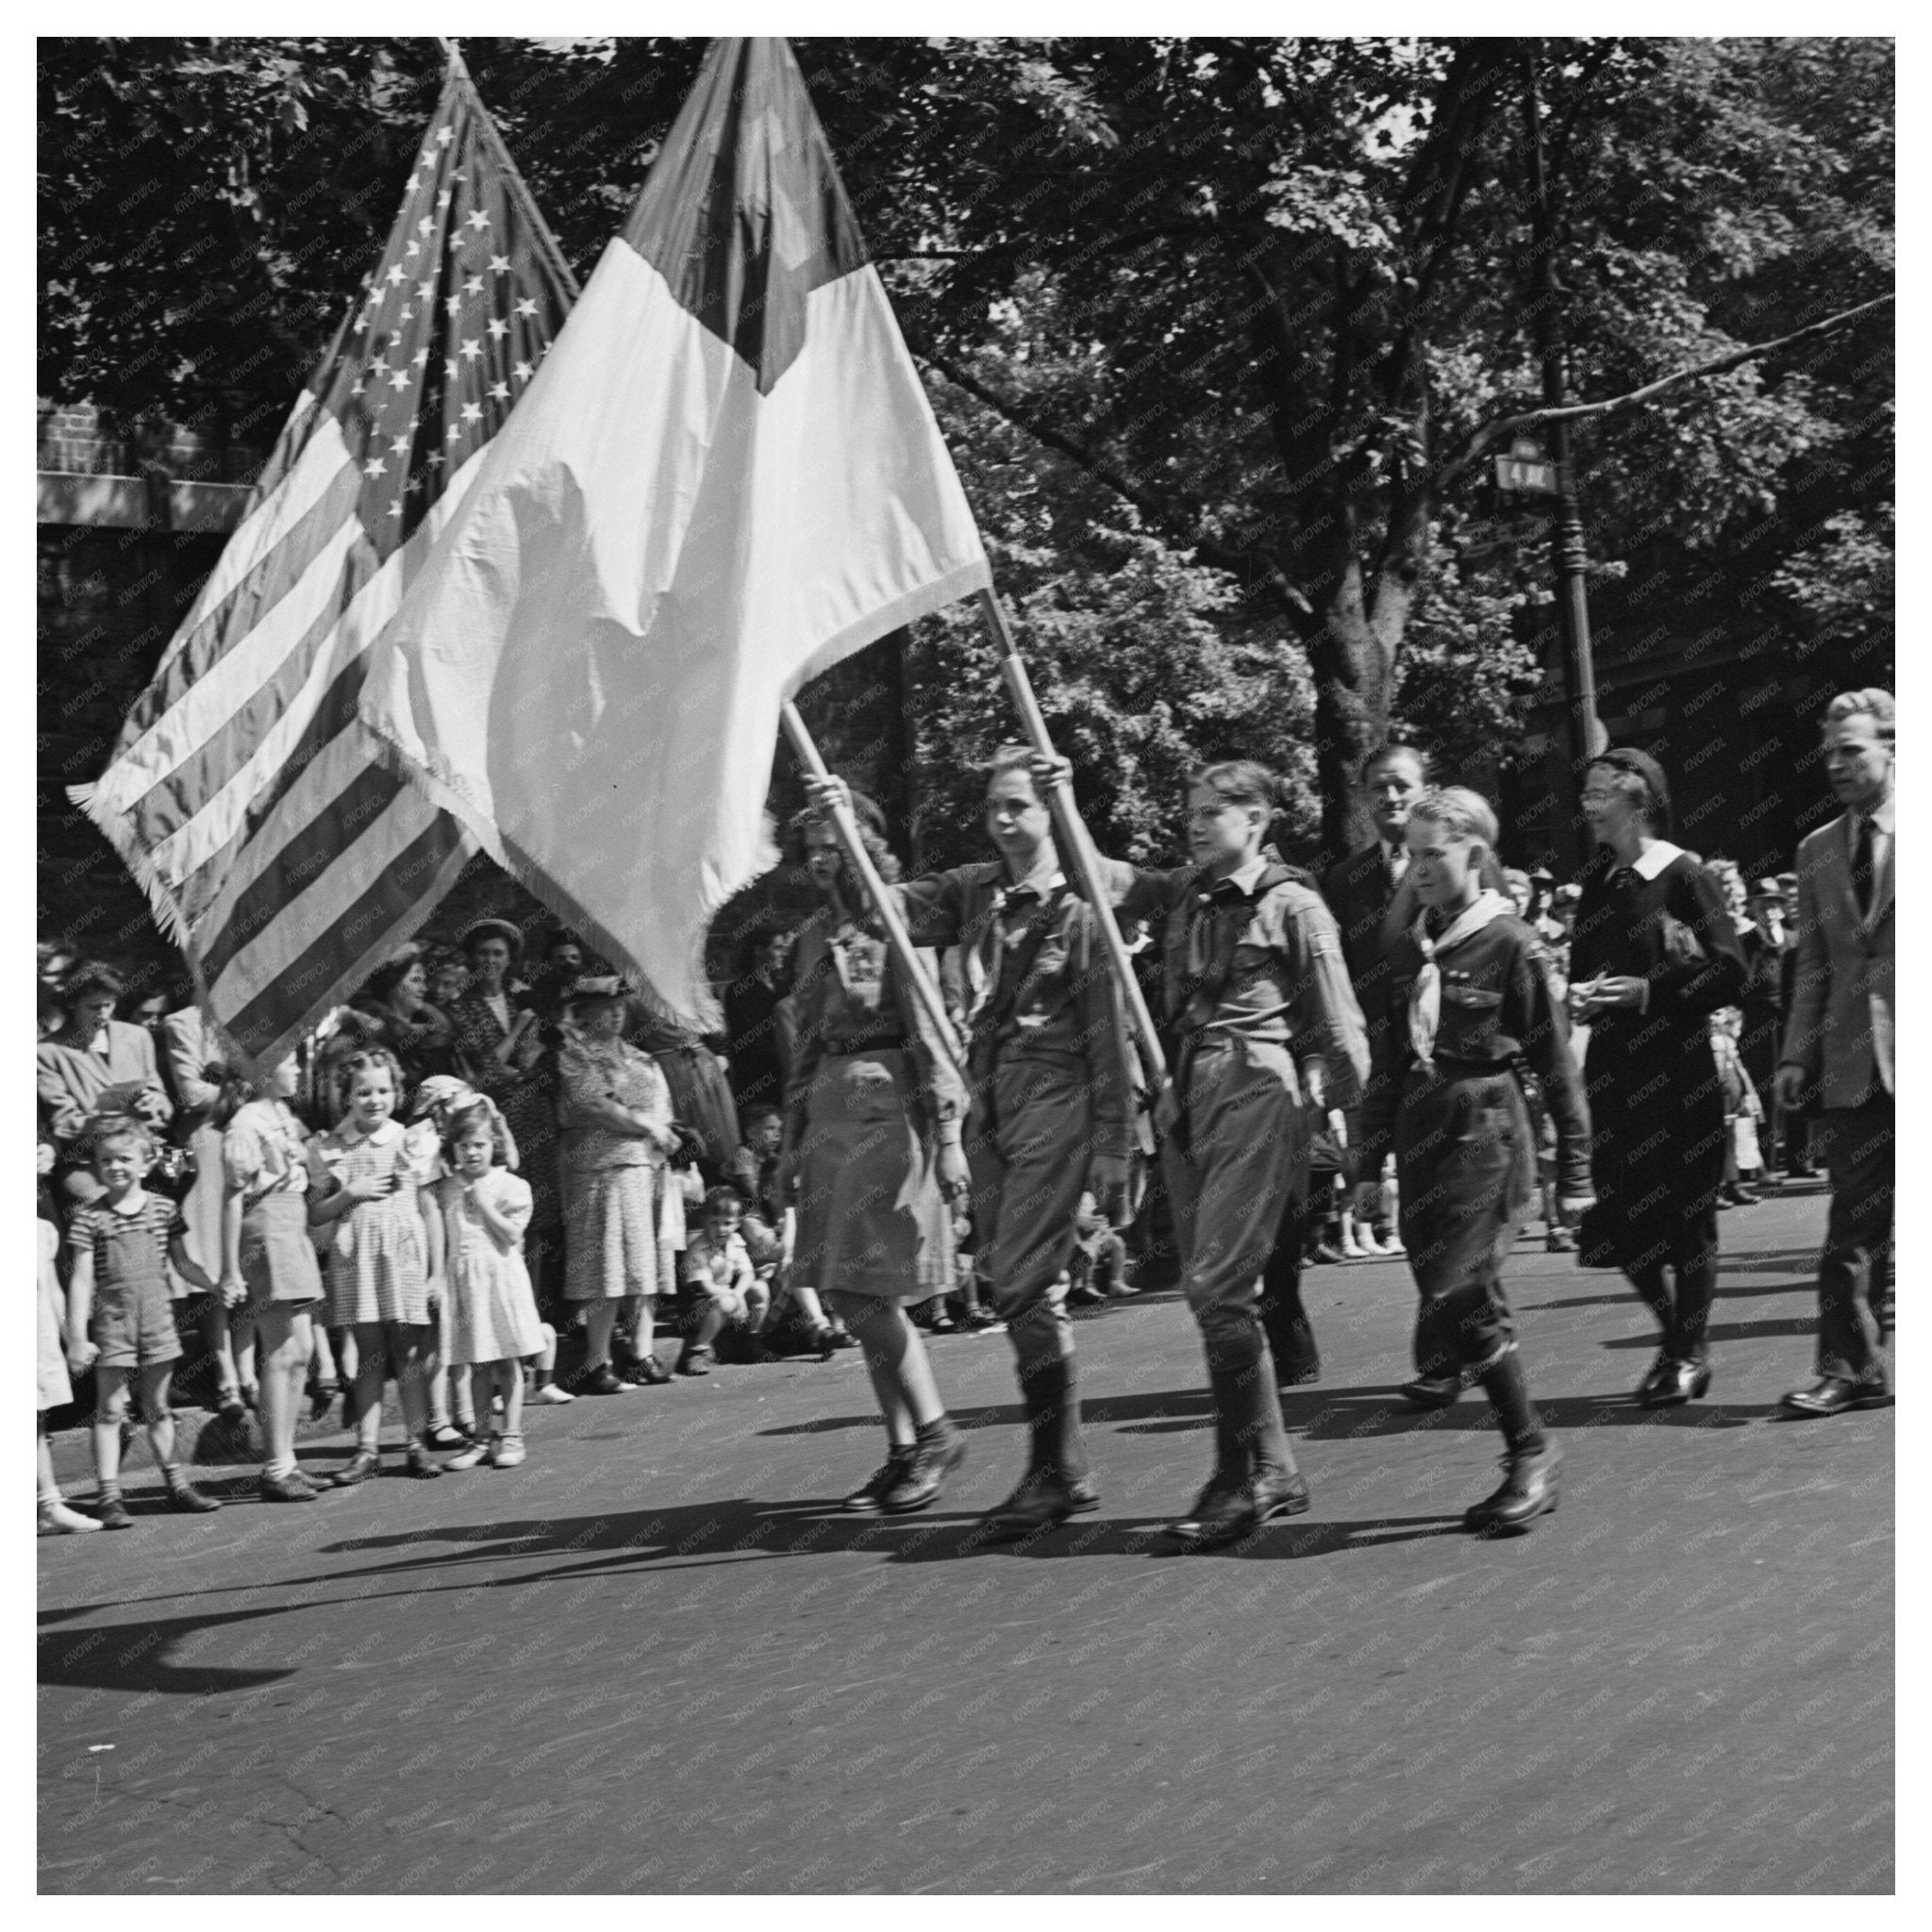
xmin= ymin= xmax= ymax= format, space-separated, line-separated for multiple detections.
xmin=1397 ymin=1069 xmax=1533 ymax=1378
xmin=1258 ymin=1169 xmax=1317 ymax=1378
xmin=1815 ymin=1094 xmax=1894 ymax=1385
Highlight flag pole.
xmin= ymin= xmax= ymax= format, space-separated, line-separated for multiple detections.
xmin=780 ymin=700 xmax=969 ymax=1091
xmin=974 ymin=589 xmax=1171 ymax=1101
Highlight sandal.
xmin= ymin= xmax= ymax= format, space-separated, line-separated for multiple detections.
xmin=423 ymin=1422 xmax=471 ymax=1452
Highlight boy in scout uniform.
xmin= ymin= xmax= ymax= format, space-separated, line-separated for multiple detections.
xmin=1082 ymin=757 xmax=1370 ymax=1549
xmin=1352 ymin=788 xmax=1593 ymax=1533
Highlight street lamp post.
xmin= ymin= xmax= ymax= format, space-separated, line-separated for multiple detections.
xmin=1520 ymin=42 xmax=1606 ymax=838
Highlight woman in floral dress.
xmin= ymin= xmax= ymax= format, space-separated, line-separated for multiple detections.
xmin=557 ymin=976 xmax=678 ymax=1392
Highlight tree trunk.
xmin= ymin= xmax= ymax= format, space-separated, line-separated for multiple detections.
xmin=1309 ymin=595 xmax=1397 ymax=864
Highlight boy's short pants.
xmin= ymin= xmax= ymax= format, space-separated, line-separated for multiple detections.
xmin=92 ymin=1273 xmax=183 ymax=1371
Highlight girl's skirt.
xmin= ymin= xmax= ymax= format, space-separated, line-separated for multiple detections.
xmin=450 ymin=1246 xmax=545 ymax=1363
xmin=791 ymin=1048 xmax=955 ymax=1301
xmin=325 ymin=1193 xmax=430 ymax=1326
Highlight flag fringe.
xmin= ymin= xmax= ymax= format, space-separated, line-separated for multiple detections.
xmin=65 ymin=781 xmax=195 ymax=954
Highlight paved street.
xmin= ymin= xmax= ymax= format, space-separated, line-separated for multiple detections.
xmin=39 ymin=1183 xmax=1892 ymax=1894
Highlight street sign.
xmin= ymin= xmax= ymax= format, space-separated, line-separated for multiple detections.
xmin=1495 ymin=435 xmax=1560 ymax=497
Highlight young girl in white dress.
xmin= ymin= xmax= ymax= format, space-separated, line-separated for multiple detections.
xmin=433 ymin=1099 xmax=544 ymax=1470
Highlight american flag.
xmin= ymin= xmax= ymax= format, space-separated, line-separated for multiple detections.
xmin=73 ymin=53 xmax=576 ymax=1072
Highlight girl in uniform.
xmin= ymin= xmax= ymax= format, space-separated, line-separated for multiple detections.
xmin=784 ymin=791 xmax=971 ymax=1515
xmin=1351 ymin=789 xmax=1593 ymax=1533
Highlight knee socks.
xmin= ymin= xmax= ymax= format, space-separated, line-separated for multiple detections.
xmin=1478 ymin=1347 xmax=1545 ymax=1456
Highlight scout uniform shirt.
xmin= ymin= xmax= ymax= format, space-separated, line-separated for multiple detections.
xmin=1114 ymin=855 xmax=1370 ymax=1115
xmin=1358 ymin=896 xmax=1591 ymax=1197
xmin=893 ymin=859 xmax=1133 ymax=1163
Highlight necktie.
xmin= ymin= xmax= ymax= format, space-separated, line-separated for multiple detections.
xmin=1182 ymin=880 xmax=1244 ymax=1030
xmin=1851 ymin=816 xmax=1875 ymax=919
xmin=1386 ymin=842 xmax=1407 ymax=889
xmin=966 ymin=884 xmax=1045 ymax=1025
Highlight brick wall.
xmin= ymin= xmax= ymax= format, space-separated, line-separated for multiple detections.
xmin=37 ymin=399 xmax=266 ymax=484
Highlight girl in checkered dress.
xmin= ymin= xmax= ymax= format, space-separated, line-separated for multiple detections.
xmin=307 ymin=1049 xmax=447 ymax=1485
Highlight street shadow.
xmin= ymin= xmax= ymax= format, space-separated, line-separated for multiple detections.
xmin=38 ymin=1601 xmax=297 ymax=1696
xmin=1596 ymin=1317 xmax=1816 ymax=1347
xmin=1526 ymin=1278 xmax=1810 ymax=1312
xmin=37 ymin=1479 xmax=1480 ymax=1682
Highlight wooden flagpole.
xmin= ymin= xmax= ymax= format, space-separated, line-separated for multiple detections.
xmin=974 ymin=589 xmax=1170 ymax=1101
xmin=780 ymin=700 xmax=968 ymax=1092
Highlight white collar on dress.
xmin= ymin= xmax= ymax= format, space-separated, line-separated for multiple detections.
xmin=336 ymin=1116 xmax=403 ymax=1147
xmin=1629 ymin=840 xmax=1685 ymax=881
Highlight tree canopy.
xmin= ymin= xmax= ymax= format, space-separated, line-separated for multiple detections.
xmin=41 ymin=35 xmax=1892 ymax=868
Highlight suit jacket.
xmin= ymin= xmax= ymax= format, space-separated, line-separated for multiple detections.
xmin=36 ymin=1019 xmax=172 ymax=1149
xmin=1781 ymin=809 xmax=1894 ymax=1107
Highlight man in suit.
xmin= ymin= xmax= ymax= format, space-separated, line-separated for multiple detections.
xmin=1778 ymin=689 xmax=1895 ymax=1417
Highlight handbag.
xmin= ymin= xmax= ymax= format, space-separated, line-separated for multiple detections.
xmin=1657 ymin=910 xmax=1706 ymax=969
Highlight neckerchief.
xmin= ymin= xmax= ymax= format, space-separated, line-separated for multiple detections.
xmin=964 ymin=872 xmax=1064 ymax=1027
xmin=1177 ymin=864 xmax=1285 ymax=1032
xmin=1407 ymin=890 xmax=1510 ymax=1068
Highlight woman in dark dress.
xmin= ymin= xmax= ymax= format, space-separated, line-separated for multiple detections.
xmin=1571 ymin=749 xmax=1747 ymax=1406
xmin=446 ymin=919 xmax=563 ymax=1313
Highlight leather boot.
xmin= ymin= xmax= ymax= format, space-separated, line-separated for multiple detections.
xmin=981 ymin=1358 xmax=1099 ymax=1537
xmin=1167 ymin=1349 xmax=1308 ymax=1549
xmin=1464 ymin=1439 xmax=1562 ymax=1534
xmin=880 ymin=1415 xmax=967 ymax=1514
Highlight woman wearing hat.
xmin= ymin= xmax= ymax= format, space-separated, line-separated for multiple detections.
xmin=1571 ymin=749 xmax=1747 ymax=1406
xmin=556 ymin=974 xmax=678 ymax=1392
xmin=783 ymin=791 xmax=971 ymax=1515
xmin=448 ymin=919 xmax=565 ymax=1317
